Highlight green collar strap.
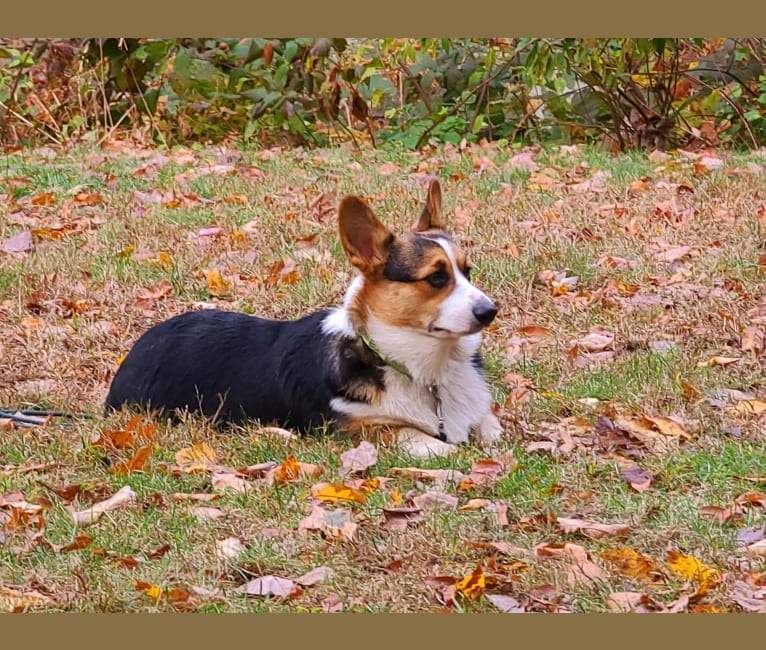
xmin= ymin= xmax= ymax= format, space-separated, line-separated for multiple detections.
xmin=357 ymin=330 xmax=413 ymax=380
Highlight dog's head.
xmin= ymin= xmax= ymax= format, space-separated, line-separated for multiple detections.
xmin=338 ymin=179 xmax=497 ymax=338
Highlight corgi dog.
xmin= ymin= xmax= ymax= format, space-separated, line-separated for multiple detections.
xmin=105 ymin=179 xmax=503 ymax=458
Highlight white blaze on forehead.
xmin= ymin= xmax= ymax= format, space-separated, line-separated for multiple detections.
xmin=432 ymin=237 xmax=493 ymax=334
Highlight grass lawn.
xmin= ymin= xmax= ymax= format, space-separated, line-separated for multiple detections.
xmin=1 ymin=139 xmax=765 ymax=612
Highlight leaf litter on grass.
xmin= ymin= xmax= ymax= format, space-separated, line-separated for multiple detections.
xmin=3 ymin=141 xmax=766 ymax=611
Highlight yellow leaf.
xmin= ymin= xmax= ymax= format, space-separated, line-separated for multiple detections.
xmin=666 ymin=550 xmax=720 ymax=592
xmin=359 ymin=478 xmax=380 ymax=494
xmin=134 ymin=580 xmax=163 ymax=601
xmin=454 ymin=563 xmax=485 ymax=601
xmin=311 ymin=482 xmax=366 ymax=505
xmin=175 ymin=442 xmax=217 ymax=473
xmin=389 ymin=489 xmax=403 ymax=506
xmin=206 ymin=267 xmax=232 ymax=297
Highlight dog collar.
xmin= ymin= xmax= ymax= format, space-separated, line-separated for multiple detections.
xmin=356 ymin=330 xmax=447 ymax=442
xmin=357 ymin=329 xmax=413 ymax=380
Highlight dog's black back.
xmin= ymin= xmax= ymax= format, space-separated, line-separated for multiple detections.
xmin=105 ymin=309 xmax=381 ymax=431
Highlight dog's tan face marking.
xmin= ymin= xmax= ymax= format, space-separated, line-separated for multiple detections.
xmin=338 ymin=179 xmax=496 ymax=338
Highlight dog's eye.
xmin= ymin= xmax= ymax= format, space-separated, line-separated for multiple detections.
xmin=425 ymin=270 xmax=449 ymax=289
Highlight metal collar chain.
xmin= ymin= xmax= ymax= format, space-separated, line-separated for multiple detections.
xmin=428 ymin=384 xmax=447 ymax=442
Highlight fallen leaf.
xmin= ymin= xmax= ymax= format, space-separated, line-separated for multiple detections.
xmin=189 ymin=506 xmax=225 ymax=521
xmin=698 ymin=356 xmax=740 ymax=367
xmin=411 ymin=491 xmax=459 ymax=511
xmin=215 ymin=537 xmax=245 ymax=562
xmin=699 ymin=505 xmax=743 ymax=524
xmin=606 ymin=591 xmax=645 ymax=612
xmin=70 ymin=485 xmax=137 ymax=526
xmin=236 ymin=575 xmax=301 ymax=599
xmin=339 ymin=441 xmax=378 ymax=475
xmin=667 ymin=550 xmax=720 ymax=592
xmin=600 ymin=547 xmax=663 ymax=582
xmin=59 ymin=535 xmax=94 ymax=553
xmin=310 ymin=482 xmax=367 ymax=505
xmin=295 ymin=566 xmax=335 ymax=587
xmin=486 ymin=594 xmax=524 ymax=613
xmin=2 ymin=230 xmax=33 ymax=253
xmin=211 ymin=473 xmax=251 ymax=494
xmin=452 ymin=563 xmax=485 ymax=602
xmin=0 ymin=585 xmax=55 ymax=612
xmin=731 ymin=580 xmax=766 ymax=612
xmin=557 ymin=517 xmax=631 ymax=540
xmin=206 ymin=267 xmax=233 ymax=297
xmin=620 ymin=463 xmax=654 ymax=492
xmin=298 ymin=505 xmax=357 ymax=540
xmin=734 ymin=400 xmax=766 ymax=416
xmin=746 ymin=539 xmax=766 ymax=556
xmin=175 ymin=442 xmax=217 ymax=473
xmin=381 ymin=507 xmax=424 ymax=531
xmin=112 ymin=444 xmax=153 ymax=475
xmin=742 ymin=326 xmax=765 ymax=355
xmin=388 ymin=467 xmax=468 ymax=487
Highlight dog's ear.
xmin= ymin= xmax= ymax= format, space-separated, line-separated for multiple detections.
xmin=412 ymin=178 xmax=443 ymax=232
xmin=338 ymin=196 xmax=394 ymax=274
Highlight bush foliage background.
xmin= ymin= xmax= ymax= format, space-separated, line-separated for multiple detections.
xmin=1 ymin=37 xmax=766 ymax=150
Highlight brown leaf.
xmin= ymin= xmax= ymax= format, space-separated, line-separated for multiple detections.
xmin=59 ymin=535 xmax=94 ymax=553
xmin=0 ymin=585 xmax=55 ymax=612
xmin=215 ymin=537 xmax=245 ymax=562
xmin=620 ymin=463 xmax=653 ymax=492
xmin=699 ymin=505 xmax=743 ymax=524
xmin=70 ymin=485 xmax=137 ymax=526
xmin=486 ymin=594 xmax=524 ymax=613
xmin=2 ymin=230 xmax=33 ymax=253
xmin=411 ymin=491 xmax=459 ymax=511
xmin=735 ymin=491 xmax=766 ymax=508
xmin=517 ymin=325 xmax=551 ymax=342
xmin=211 ymin=473 xmax=251 ymax=494
xmin=236 ymin=576 xmax=301 ymax=599
xmin=189 ymin=506 xmax=225 ymax=521
xmin=742 ymin=326 xmax=765 ymax=355
xmin=556 ymin=516 xmax=631 ymax=540
xmin=600 ymin=547 xmax=663 ymax=582
xmin=381 ymin=507 xmax=424 ymax=531
xmin=606 ymin=591 xmax=646 ymax=612
xmin=295 ymin=566 xmax=335 ymax=587
xmin=339 ymin=441 xmax=378 ymax=475
xmin=387 ymin=466 xmax=468 ymax=488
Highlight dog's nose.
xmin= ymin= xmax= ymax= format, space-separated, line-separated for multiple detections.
xmin=472 ymin=300 xmax=498 ymax=327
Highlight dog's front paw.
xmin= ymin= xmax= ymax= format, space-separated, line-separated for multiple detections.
xmin=475 ymin=412 xmax=503 ymax=449
xmin=395 ymin=427 xmax=458 ymax=459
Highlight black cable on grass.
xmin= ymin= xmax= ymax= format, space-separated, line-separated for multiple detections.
xmin=0 ymin=408 xmax=96 ymax=428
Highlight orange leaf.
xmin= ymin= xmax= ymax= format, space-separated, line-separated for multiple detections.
xmin=206 ymin=267 xmax=232 ymax=297
xmin=272 ymin=456 xmax=301 ymax=484
xmin=112 ymin=445 xmax=153 ymax=475
xmin=453 ymin=563 xmax=485 ymax=601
